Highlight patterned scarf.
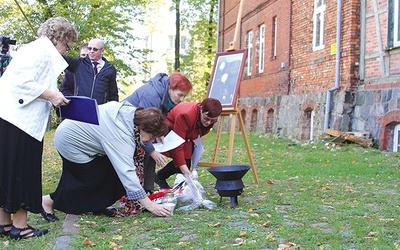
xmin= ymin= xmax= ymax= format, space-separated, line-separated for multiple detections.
xmin=118 ymin=125 xmax=146 ymax=216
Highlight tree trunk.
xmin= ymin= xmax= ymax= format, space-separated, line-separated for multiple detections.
xmin=175 ymin=0 xmax=181 ymax=71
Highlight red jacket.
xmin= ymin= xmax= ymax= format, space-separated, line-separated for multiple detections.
xmin=163 ymin=102 xmax=212 ymax=167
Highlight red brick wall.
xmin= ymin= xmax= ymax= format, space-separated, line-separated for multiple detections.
xmin=219 ymin=0 xmax=360 ymax=98
xmin=290 ymin=0 xmax=360 ymax=95
xmin=219 ymin=0 xmax=291 ymax=98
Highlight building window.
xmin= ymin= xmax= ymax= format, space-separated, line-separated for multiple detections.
xmin=272 ymin=16 xmax=277 ymax=59
xmin=301 ymin=109 xmax=315 ymax=140
xmin=168 ymin=35 xmax=174 ymax=49
xmin=394 ymin=0 xmax=400 ymax=47
xmin=180 ymin=36 xmax=187 ymax=50
xmin=312 ymin=0 xmax=325 ymax=51
xmin=259 ymin=24 xmax=265 ymax=73
xmin=393 ymin=124 xmax=400 ymax=152
xmin=246 ymin=30 xmax=253 ymax=76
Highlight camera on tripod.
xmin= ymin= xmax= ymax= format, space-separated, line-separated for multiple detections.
xmin=1 ymin=36 xmax=17 ymax=55
xmin=1 ymin=35 xmax=17 ymax=77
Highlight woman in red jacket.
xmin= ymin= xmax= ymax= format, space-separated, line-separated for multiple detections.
xmin=154 ymin=98 xmax=222 ymax=189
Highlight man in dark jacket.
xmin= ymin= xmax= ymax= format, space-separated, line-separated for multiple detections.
xmin=62 ymin=38 xmax=118 ymax=104
xmin=59 ymin=42 xmax=89 ymax=96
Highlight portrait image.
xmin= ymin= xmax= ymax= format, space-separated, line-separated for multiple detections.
xmin=207 ymin=49 xmax=247 ymax=108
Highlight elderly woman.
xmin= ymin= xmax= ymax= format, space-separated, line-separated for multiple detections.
xmin=155 ymin=98 xmax=222 ymax=189
xmin=0 ymin=17 xmax=78 ymax=239
xmin=41 ymin=101 xmax=173 ymax=221
xmin=124 ymin=72 xmax=192 ymax=193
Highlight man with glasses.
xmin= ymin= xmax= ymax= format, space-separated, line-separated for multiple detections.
xmin=62 ymin=38 xmax=118 ymax=104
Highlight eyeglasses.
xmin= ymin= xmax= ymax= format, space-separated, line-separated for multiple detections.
xmin=202 ymin=113 xmax=218 ymax=123
xmin=87 ymin=47 xmax=103 ymax=52
xmin=65 ymin=43 xmax=71 ymax=51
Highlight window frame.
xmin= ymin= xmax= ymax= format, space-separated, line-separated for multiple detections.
xmin=258 ymin=24 xmax=265 ymax=73
xmin=394 ymin=0 xmax=400 ymax=47
xmin=246 ymin=30 xmax=253 ymax=76
xmin=272 ymin=16 xmax=278 ymax=59
xmin=312 ymin=0 xmax=326 ymax=51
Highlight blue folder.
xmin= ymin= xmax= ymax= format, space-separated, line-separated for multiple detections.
xmin=56 ymin=96 xmax=100 ymax=125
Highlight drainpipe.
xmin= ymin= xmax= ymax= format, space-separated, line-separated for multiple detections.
xmin=324 ymin=0 xmax=342 ymax=131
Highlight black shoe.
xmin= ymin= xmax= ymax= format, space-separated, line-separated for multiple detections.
xmin=154 ymin=172 xmax=171 ymax=189
xmin=41 ymin=209 xmax=59 ymax=222
xmin=9 ymin=225 xmax=48 ymax=240
xmin=0 ymin=223 xmax=12 ymax=237
xmin=93 ymin=208 xmax=117 ymax=217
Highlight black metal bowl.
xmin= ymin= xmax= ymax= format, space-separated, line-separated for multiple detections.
xmin=207 ymin=165 xmax=250 ymax=181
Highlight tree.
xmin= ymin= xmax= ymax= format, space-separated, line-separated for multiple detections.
xmin=0 ymin=0 xmax=152 ymax=95
xmin=174 ymin=0 xmax=181 ymax=71
xmin=180 ymin=0 xmax=218 ymax=102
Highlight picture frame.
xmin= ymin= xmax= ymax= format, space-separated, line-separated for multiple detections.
xmin=206 ymin=49 xmax=247 ymax=108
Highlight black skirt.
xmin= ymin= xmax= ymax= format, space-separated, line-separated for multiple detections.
xmin=0 ymin=118 xmax=44 ymax=214
xmin=50 ymin=154 xmax=126 ymax=214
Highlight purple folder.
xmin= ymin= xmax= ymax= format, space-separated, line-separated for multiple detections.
xmin=56 ymin=96 xmax=100 ymax=125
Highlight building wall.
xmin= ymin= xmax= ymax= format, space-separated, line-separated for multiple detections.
xmin=239 ymin=0 xmax=291 ymax=97
xmin=353 ymin=0 xmax=400 ymax=150
xmin=219 ymin=0 xmax=400 ymax=151
xmin=219 ymin=0 xmax=360 ymax=141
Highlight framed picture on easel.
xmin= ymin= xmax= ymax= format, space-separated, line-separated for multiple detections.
xmin=207 ymin=49 xmax=247 ymax=108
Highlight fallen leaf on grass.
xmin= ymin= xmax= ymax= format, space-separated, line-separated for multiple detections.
xmin=265 ymin=232 xmax=274 ymax=240
xmin=364 ymin=216 xmax=373 ymax=222
xmin=368 ymin=231 xmax=377 ymax=237
xmin=278 ymin=242 xmax=297 ymax=249
xmin=239 ymin=231 xmax=246 ymax=236
xmin=113 ymin=235 xmax=123 ymax=240
xmin=208 ymin=222 xmax=221 ymax=227
xmin=178 ymin=241 xmax=189 ymax=246
xmin=109 ymin=242 xmax=120 ymax=250
xmin=83 ymin=238 xmax=96 ymax=246
xmin=267 ymin=179 xmax=274 ymax=184
xmin=262 ymin=221 xmax=271 ymax=227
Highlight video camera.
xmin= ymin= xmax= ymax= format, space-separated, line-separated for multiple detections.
xmin=1 ymin=35 xmax=17 ymax=77
xmin=1 ymin=36 xmax=16 ymax=55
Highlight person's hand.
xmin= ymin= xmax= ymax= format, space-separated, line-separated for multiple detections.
xmin=139 ymin=197 xmax=172 ymax=217
xmin=150 ymin=151 xmax=168 ymax=167
xmin=155 ymin=136 xmax=164 ymax=144
xmin=49 ymin=91 xmax=70 ymax=108
xmin=40 ymin=90 xmax=70 ymax=108
xmin=179 ymin=164 xmax=192 ymax=177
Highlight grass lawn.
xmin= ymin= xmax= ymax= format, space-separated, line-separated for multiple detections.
xmin=1 ymin=129 xmax=399 ymax=249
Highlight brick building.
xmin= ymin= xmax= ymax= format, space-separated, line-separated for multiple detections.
xmin=218 ymin=0 xmax=400 ymax=151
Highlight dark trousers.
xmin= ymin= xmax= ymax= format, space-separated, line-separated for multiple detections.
xmin=156 ymin=159 xmax=192 ymax=181
xmin=143 ymin=153 xmax=156 ymax=191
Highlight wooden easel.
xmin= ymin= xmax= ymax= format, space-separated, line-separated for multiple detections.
xmin=199 ymin=0 xmax=259 ymax=184
xmin=198 ymin=108 xmax=259 ymax=184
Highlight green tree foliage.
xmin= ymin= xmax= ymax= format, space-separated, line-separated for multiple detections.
xmin=0 ymin=0 xmax=152 ymax=94
xmin=180 ymin=0 xmax=218 ymax=102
